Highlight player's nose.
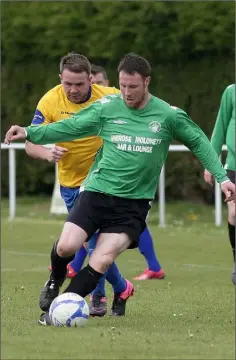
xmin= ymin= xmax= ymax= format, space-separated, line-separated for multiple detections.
xmin=70 ymin=85 xmax=78 ymax=93
xmin=124 ymin=89 xmax=131 ymax=97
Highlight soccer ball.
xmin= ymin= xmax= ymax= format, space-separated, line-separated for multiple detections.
xmin=49 ymin=292 xmax=89 ymax=327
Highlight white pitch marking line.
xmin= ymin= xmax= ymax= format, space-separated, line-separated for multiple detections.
xmin=3 ymin=250 xmax=49 ymax=257
xmin=2 ymin=251 xmax=231 ymax=271
xmin=2 ymin=267 xmax=47 ymax=272
xmin=2 ymin=217 xmax=64 ymax=225
xmin=183 ymin=263 xmax=231 ymax=271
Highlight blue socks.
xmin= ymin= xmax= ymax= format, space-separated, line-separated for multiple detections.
xmin=87 ymin=234 xmax=106 ymax=297
xmin=69 ymin=233 xmax=98 ymax=273
xmin=69 ymin=246 xmax=87 ymax=272
xmin=89 ymin=263 xmax=126 ymax=297
xmin=138 ymin=227 xmax=161 ymax=272
xmin=104 ymin=262 xmax=127 ymax=294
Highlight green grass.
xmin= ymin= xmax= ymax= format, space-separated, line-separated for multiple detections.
xmin=1 ymin=198 xmax=234 ymax=359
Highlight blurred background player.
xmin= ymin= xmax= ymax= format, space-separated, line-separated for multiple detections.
xmin=25 ymin=52 xmax=133 ymax=316
xmin=204 ymin=84 xmax=235 ymax=284
xmin=91 ymin=64 xmax=109 ymax=86
xmin=67 ymin=64 xmax=165 ymax=281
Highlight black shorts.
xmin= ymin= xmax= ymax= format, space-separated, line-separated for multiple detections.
xmin=66 ymin=191 xmax=151 ymax=248
xmin=227 ymin=170 xmax=236 ymax=184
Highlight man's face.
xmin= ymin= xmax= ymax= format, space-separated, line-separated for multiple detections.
xmin=91 ymin=72 xmax=109 ymax=86
xmin=60 ymin=69 xmax=92 ymax=103
xmin=119 ymin=71 xmax=150 ymax=108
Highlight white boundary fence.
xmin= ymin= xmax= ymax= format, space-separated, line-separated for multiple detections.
xmin=1 ymin=143 xmax=227 ymax=226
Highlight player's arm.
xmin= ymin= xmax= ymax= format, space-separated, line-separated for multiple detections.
xmin=210 ymin=86 xmax=233 ymax=156
xmin=5 ymin=101 xmax=103 ymax=145
xmin=204 ymin=86 xmax=233 ymax=184
xmin=25 ymin=141 xmax=52 ymax=161
xmin=25 ymin=141 xmax=67 ymax=163
xmin=173 ymin=108 xmax=229 ymax=184
xmin=25 ymin=101 xmax=66 ymax=163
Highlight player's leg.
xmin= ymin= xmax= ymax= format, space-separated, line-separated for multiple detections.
xmin=39 ymin=222 xmax=88 ymax=312
xmin=89 ymin=264 xmax=128 ymax=316
xmin=62 ymin=186 xmax=108 ymax=315
xmin=226 ymin=170 xmax=235 ymax=285
xmin=61 ymin=186 xmax=124 ymax=311
xmin=91 ymin=233 xmax=134 ymax=317
xmin=88 ymin=235 xmax=129 ymax=316
xmin=63 ymin=232 xmax=134 ymax=317
xmin=39 ymin=191 xmax=99 ymax=313
xmin=228 ymin=199 xmax=235 ymax=285
xmin=68 ymin=196 xmax=150 ymax=316
xmin=87 ymin=195 xmax=146 ymax=316
xmin=87 ymin=234 xmax=108 ymax=316
xmin=66 ymin=245 xmax=88 ymax=277
xmin=228 ymin=204 xmax=235 ymax=285
xmin=134 ymin=227 xmax=165 ymax=280
xmin=59 ymin=186 xmax=88 ymax=277
xmin=39 ymin=232 xmax=133 ymax=326
xmin=39 ymin=193 xmax=149 ymax=325
xmin=228 ymin=201 xmax=235 ymax=260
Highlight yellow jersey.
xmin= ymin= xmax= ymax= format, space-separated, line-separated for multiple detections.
xmin=31 ymin=84 xmax=120 ymax=187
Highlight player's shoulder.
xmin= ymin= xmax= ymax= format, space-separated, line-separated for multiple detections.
xmin=151 ymin=95 xmax=182 ymax=116
xmin=225 ymin=84 xmax=235 ymax=94
xmin=226 ymin=84 xmax=235 ymax=90
xmin=39 ymin=84 xmax=63 ymax=104
xmin=93 ymin=92 xmax=122 ymax=107
xmin=91 ymin=84 xmax=120 ymax=97
xmin=220 ymin=84 xmax=235 ymax=103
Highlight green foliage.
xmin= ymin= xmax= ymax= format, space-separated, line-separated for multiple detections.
xmin=1 ymin=1 xmax=235 ymax=200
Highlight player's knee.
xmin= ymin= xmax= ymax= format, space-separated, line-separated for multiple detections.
xmin=89 ymin=252 xmax=115 ymax=273
xmin=57 ymin=242 xmax=74 ymax=258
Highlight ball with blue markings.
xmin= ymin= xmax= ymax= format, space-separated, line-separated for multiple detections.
xmin=49 ymin=293 xmax=89 ymax=327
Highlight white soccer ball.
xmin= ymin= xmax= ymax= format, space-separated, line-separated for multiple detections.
xmin=49 ymin=292 xmax=89 ymax=327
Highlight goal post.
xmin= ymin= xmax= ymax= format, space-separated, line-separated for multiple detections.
xmin=50 ymin=164 xmax=67 ymax=215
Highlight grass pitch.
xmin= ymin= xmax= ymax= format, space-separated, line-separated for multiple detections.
xmin=1 ymin=197 xmax=235 ymax=359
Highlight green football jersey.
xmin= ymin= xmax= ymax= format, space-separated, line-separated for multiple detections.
xmin=211 ymin=84 xmax=235 ymax=171
xmin=25 ymin=94 xmax=228 ymax=199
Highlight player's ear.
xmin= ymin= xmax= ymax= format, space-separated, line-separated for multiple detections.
xmin=88 ymin=74 xmax=93 ymax=84
xmin=145 ymin=76 xmax=151 ymax=87
xmin=59 ymin=74 xmax=62 ymax=81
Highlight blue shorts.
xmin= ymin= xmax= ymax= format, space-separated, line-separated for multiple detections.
xmin=60 ymin=185 xmax=80 ymax=212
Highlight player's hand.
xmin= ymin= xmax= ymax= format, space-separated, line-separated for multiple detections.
xmin=204 ymin=170 xmax=214 ymax=185
xmin=4 ymin=125 xmax=26 ymax=145
xmin=221 ymin=181 xmax=235 ymax=202
xmin=47 ymin=145 xmax=68 ymax=163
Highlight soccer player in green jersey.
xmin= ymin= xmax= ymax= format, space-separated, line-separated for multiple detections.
xmin=5 ymin=54 xmax=235 ymax=325
xmin=68 ymin=63 xmax=165 ymax=281
xmin=204 ymin=84 xmax=235 ymax=284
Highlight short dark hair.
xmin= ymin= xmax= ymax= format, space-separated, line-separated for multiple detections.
xmin=118 ymin=53 xmax=151 ymax=78
xmin=60 ymin=52 xmax=91 ymax=75
xmin=91 ymin=64 xmax=108 ymax=80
